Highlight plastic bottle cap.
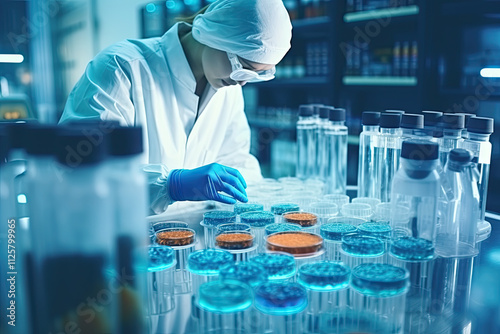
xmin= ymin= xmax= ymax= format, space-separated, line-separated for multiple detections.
xmin=319 ymin=106 xmax=332 ymax=119
xmin=329 ymin=108 xmax=346 ymax=122
xmin=457 ymin=113 xmax=475 ymax=127
xmin=24 ymin=125 xmax=59 ymax=156
xmin=311 ymin=104 xmax=324 ymax=116
xmin=441 ymin=113 xmax=465 ymax=129
xmin=401 ymin=140 xmax=439 ymax=160
xmin=109 ymin=126 xmax=143 ymax=156
xmin=422 ymin=111 xmax=443 ymax=126
xmin=362 ymin=111 xmax=381 ymax=126
xmin=449 ymin=148 xmax=472 ymax=164
xmin=467 ymin=116 xmax=494 ymax=134
xmin=56 ymin=126 xmax=108 ymax=166
xmin=379 ymin=113 xmax=401 ymax=128
xmin=400 ymin=114 xmax=424 ymax=129
xmin=299 ymin=105 xmax=314 ymax=117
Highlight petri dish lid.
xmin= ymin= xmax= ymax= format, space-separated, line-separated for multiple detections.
xmin=203 ymin=211 xmax=237 ymax=227
xmin=198 ymin=280 xmax=253 ymax=313
xmin=320 ymin=223 xmax=357 ymax=241
xmin=298 ymin=261 xmax=350 ymax=291
xmin=255 ymin=281 xmax=308 ymax=315
xmin=240 ymin=211 xmax=275 ymax=227
xmin=216 ymin=223 xmax=251 ymax=234
xmin=151 ymin=221 xmax=188 ymax=233
xmin=188 ymin=249 xmax=234 ymax=275
xmin=308 ymin=202 xmax=339 ymax=217
xmin=341 ymin=203 xmax=373 ymax=219
xmin=322 ymin=194 xmax=350 ymax=208
xmin=148 ymin=245 xmax=175 ymax=272
xmin=249 ymin=253 xmax=296 ymax=280
xmin=352 ymin=197 xmax=381 ymax=212
xmin=351 ymin=263 xmax=410 ymax=297
xmin=219 ymin=262 xmax=268 ymax=288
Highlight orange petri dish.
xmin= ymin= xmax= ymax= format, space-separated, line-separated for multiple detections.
xmin=156 ymin=228 xmax=195 ymax=246
xmin=282 ymin=212 xmax=318 ymax=227
xmin=267 ymin=231 xmax=323 ymax=256
xmin=215 ymin=231 xmax=254 ymax=250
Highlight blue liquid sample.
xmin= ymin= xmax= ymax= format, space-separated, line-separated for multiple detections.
xmin=216 ymin=223 xmax=251 ymax=235
xmin=270 ymin=203 xmax=300 ymax=216
xmin=351 ymin=263 xmax=409 ymax=297
xmin=249 ymin=253 xmax=296 ymax=280
xmin=198 ymin=280 xmax=253 ymax=313
xmin=320 ymin=223 xmax=357 ymax=241
xmin=298 ymin=261 xmax=350 ymax=291
xmin=188 ymin=249 xmax=234 ymax=275
xmin=255 ymin=281 xmax=308 ymax=315
xmin=357 ymin=222 xmax=392 ymax=240
xmin=219 ymin=262 xmax=268 ymax=288
xmin=240 ymin=211 xmax=275 ymax=227
xmin=265 ymin=223 xmax=302 ymax=235
xmin=234 ymin=203 xmax=264 ymax=214
xmin=390 ymin=236 xmax=434 ymax=261
xmin=148 ymin=245 xmax=175 ymax=272
xmin=341 ymin=235 xmax=384 ymax=256
xmin=203 ymin=211 xmax=237 ymax=227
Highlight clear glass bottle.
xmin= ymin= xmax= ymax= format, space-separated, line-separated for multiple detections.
xmin=400 ymin=113 xmax=424 ymax=140
xmin=374 ymin=113 xmax=402 ymax=202
xmin=324 ymin=108 xmax=348 ymax=194
xmin=439 ymin=113 xmax=465 ymax=168
xmin=357 ymin=111 xmax=380 ymax=198
xmin=436 ymin=149 xmax=479 ymax=257
xmin=420 ymin=111 xmax=443 ymax=140
xmin=459 ymin=117 xmax=494 ymax=232
xmin=317 ymin=106 xmax=333 ymax=180
xmin=296 ymin=105 xmax=317 ymax=179
xmin=390 ymin=140 xmax=440 ymax=253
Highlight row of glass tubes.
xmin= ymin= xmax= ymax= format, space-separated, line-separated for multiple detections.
xmin=145 ymin=196 xmax=430 ymax=334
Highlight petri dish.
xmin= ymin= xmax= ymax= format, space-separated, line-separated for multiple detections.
xmin=219 ymin=262 xmax=267 ymax=288
xmin=203 ymin=211 xmax=237 ymax=227
xmin=255 ymin=281 xmax=308 ymax=315
xmin=265 ymin=223 xmax=302 ymax=236
xmin=234 ymin=203 xmax=264 ymax=214
xmin=270 ymin=203 xmax=300 ymax=216
xmin=282 ymin=212 xmax=318 ymax=227
xmin=267 ymin=231 xmax=323 ymax=256
xmin=151 ymin=221 xmax=188 ymax=233
xmin=341 ymin=235 xmax=384 ymax=257
xmin=240 ymin=211 xmax=275 ymax=227
xmin=216 ymin=223 xmax=251 ymax=235
xmin=390 ymin=236 xmax=434 ymax=261
xmin=351 ymin=263 xmax=410 ymax=297
xmin=155 ymin=228 xmax=195 ymax=246
xmin=188 ymin=249 xmax=234 ymax=275
xmin=215 ymin=231 xmax=254 ymax=250
xmin=357 ymin=222 xmax=392 ymax=240
xmin=198 ymin=280 xmax=253 ymax=313
xmin=249 ymin=253 xmax=296 ymax=280
xmin=148 ymin=245 xmax=175 ymax=272
xmin=298 ymin=261 xmax=350 ymax=291
xmin=320 ymin=223 xmax=357 ymax=242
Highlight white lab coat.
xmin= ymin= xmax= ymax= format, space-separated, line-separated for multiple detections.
xmin=60 ymin=22 xmax=262 ymax=214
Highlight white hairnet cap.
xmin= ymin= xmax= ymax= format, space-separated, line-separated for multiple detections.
xmin=192 ymin=0 xmax=292 ymax=65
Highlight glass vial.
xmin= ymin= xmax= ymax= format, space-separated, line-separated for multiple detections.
xmin=296 ymin=105 xmax=317 ymax=179
xmin=357 ymin=111 xmax=380 ymax=198
xmin=324 ymin=108 xmax=348 ymax=194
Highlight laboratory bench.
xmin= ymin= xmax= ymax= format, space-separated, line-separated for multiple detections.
xmin=147 ymin=203 xmax=500 ymax=334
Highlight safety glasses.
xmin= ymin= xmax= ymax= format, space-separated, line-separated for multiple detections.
xmin=226 ymin=52 xmax=276 ymax=83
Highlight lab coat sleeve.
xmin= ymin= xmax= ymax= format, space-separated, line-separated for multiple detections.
xmin=142 ymin=164 xmax=176 ymax=215
xmin=59 ymin=52 xmax=136 ymax=125
xmin=215 ymin=92 xmax=263 ymax=185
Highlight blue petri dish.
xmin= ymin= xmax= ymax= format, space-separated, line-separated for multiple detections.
xmin=198 ymin=280 xmax=253 ymax=313
xmin=249 ymin=253 xmax=296 ymax=280
xmin=265 ymin=223 xmax=302 ymax=236
xmin=357 ymin=222 xmax=392 ymax=240
xmin=234 ymin=203 xmax=264 ymax=215
xmin=320 ymin=223 xmax=357 ymax=242
xmin=341 ymin=235 xmax=384 ymax=257
xmin=148 ymin=245 xmax=175 ymax=272
xmin=240 ymin=211 xmax=275 ymax=228
xmin=151 ymin=221 xmax=189 ymax=233
xmin=298 ymin=261 xmax=350 ymax=291
xmin=351 ymin=263 xmax=410 ymax=297
xmin=219 ymin=262 xmax=268 ymax=288
xmin=390 ymin=236 xmax=434 ymax=261
xmin=255 ymin=281 xmax=308 ymax=315
xmin=270 ymin=203 xmax=300 ymax=216
xmin=188 ymin=249 xmax=234 ymax=275
xmin=203 ymin=211 xmax=237 ymax=227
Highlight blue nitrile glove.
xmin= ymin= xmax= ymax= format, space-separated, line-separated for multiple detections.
xmin=168 ymin=163 xmax=248 ymax=204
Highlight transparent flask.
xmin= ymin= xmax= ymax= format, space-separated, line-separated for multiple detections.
xmin=357 ymin=111 xmax=380 ymax=198
xmin=439 ymin=113 xmax=465 ymax=168
xmin=324 ymin=108 xmax=348 ymax=194
xmin=296 ymin=105 xmax=317 ymax=179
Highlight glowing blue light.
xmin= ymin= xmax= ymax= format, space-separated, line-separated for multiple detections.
xmin=146 ymin=3 xmax=156 ymax=13
xmin=480 ymin=68 xmax=500 ymax=78
xmin=166 ymin=0 xmax=176 ymax=9
xmin=0 ymin=54 xmax=24 ymax=63
xmin=17 ymin=194 xmax=27 ymax=204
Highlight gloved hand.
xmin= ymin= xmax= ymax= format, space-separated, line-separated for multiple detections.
xmin=168 ymin=163 xmax=248 ymax=204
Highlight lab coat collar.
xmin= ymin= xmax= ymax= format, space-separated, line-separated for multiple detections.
xmin=161 ymin=22 xmax=197 ymax=93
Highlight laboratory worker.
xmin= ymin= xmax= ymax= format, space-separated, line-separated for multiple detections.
xmin=59 ymin=0 xmax=292 ymax=215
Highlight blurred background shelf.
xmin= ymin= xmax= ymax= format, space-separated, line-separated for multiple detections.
xmin=343 ymin=5 xmax=420 ymax=23
xmin=343 ymin=76 xmax=418 ymax=86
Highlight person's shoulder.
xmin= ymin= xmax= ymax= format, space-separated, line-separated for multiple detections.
xmin=93 ymin=37 xmax=163 ymax=69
